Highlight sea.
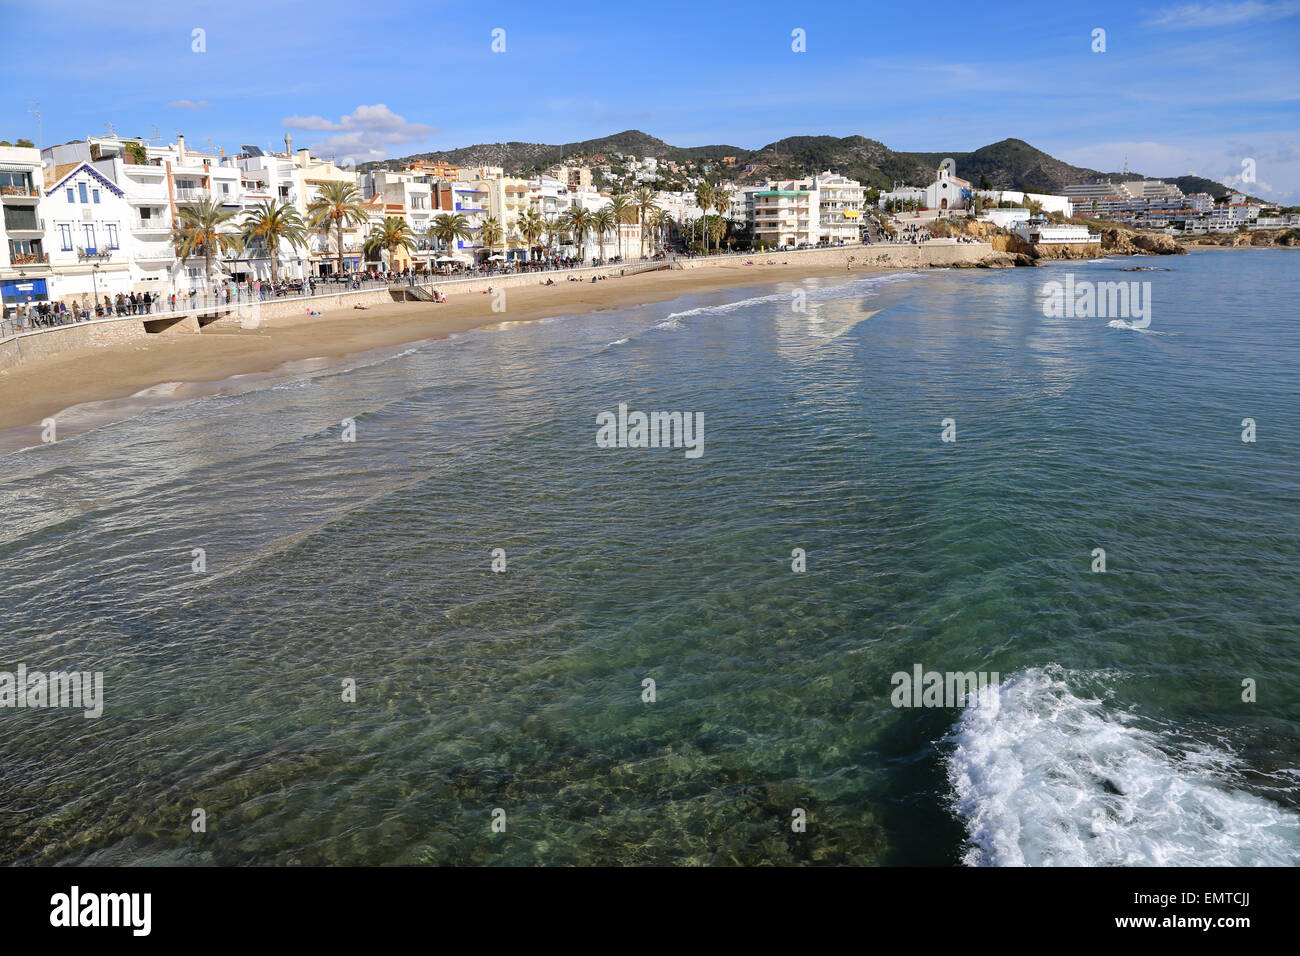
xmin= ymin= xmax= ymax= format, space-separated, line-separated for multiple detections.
xmin=0 ymin=247 xmax=1296 ymax=865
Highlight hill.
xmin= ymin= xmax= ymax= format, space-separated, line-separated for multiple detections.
xmin=364 ymin=130 xmax=1231 ymax=197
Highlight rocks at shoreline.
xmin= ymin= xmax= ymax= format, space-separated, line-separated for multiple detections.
xmin=1180 ymin=228 xmax=1300 ymax=248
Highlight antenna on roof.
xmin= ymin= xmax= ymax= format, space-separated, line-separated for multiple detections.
xmin=28 ymin=101 xmax=42 ymax=148
xmin=103 ymin=121 xmax=117 ymax=139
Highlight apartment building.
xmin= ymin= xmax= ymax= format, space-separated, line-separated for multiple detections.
xmin=1 ymin=145 xmax=53 ymax=317
xmin=484 ymin=176 xmax=532 ymax=261
xmin=363 ymin=168 xmax=436 ymax=269
xmin=753 ymin=182 xmax=817 ymax=247
xmin=813 ymin=171 xmax=864 ymax=243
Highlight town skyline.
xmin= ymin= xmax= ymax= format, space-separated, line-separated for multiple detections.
xmin=4 ymin=0 xmax=1298 ymax=202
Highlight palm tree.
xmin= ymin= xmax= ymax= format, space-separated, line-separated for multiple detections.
xmin=632 ymin=187 xmax=659 ymax=258
xmin=364 ymin=216 xmax=417 ymax=271
xmin=173 ymin=198 xmax=243 ymax=293
xmin=239 ymin=200 xmax=307 ymax=286
xmin=429 ymin=213 xmax=473 ymax=263
xmin=590 ymin=207 xmax=615 ymax=262
xmin=695 ymin=183 xmax=715 ymax=253
xmin=306 ymin=181 xmax=370 ymax=277
xmin=564 ymin=206 xmax=595 ymax=264
xmin=646 ymin=207 xmax=670 ymax=254
xmin=479 ymin=216 xmax=503 ymax=266
xmin=609 ymin=194 xmax=634 ymax=261
xmin=711 ymin=188 xmax=731 ymax=254
xmin=518 ymin=208 xmax=545 ymax=261
xmin=542 ymin=215 xmax=565 ymax=258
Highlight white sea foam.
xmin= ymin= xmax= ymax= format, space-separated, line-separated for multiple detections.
xmin=946 ymin=666 xmax=1300 ymax=866
xmin=608 ymin=337 xmax=630 ymax=346
xmin=1106 ymin=319 xmax=1165 ymax=334
xmin=656 ymin=272 xmax=920 ymax=327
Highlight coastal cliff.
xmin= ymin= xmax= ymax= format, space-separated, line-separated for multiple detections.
xmin=1181 ymin=228 xmax=1300 ymax=248
xmin=982 ymin=226 xmax=1183 ymax=263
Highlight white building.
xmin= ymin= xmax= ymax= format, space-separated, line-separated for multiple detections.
xmin=1 ymin=145 xmax=53 ymax=319
xmin=1012 ymin=218 xmax=1100 ymax=245
xmin=812 ymin=170 xmax=864 ymax=243
xmin=979 ymin=207 xmax=1032 ymax=230
xmin=977 ymin=189 xmax=1072 ymax=216
xmin=40 ymin=161 xmax=135 ymax=306
xmin=924 ymin=166 xmax=970 ymax=211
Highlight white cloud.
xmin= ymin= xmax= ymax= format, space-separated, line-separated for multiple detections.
xmin=168 ymin=99 xmax=210 ymax=111
xmin=282 ymin=104 xmax=437 ymax=164
xmin=1146 ymin=1 xmax=1300 ymax=28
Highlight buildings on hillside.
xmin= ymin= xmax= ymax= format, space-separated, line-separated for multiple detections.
xmin=1059 ymin=179 xmax=1280 ymax=233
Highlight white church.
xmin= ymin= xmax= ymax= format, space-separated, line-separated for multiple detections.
xmin=924 ymin=166 xmax=971 ymax=211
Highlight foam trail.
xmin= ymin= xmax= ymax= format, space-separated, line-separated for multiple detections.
xmin=946 ymin=667 xmax=1300 ymax=866
xmin=657 ymin=271 xmax=921 ymax=325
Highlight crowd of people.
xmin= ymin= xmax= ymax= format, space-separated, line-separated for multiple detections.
xmin=3 ymin=253 xmax=673 ymax=335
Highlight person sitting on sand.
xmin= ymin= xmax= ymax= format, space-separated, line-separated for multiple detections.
xmin=353 ymin=304 xmax=369 ymax=310
xmin=307 ymin=308 xmax=323 ymax=316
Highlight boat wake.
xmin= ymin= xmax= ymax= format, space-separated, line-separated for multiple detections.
xmin=946 ymin=666 xmax=1300 ymax=866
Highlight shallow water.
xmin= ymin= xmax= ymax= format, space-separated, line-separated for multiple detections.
xmin=0 ymin=249 xmax=1296 ymax=865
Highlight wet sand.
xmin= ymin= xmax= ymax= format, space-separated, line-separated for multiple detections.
xmin=0 ymin=258 xmax=882 ymax=434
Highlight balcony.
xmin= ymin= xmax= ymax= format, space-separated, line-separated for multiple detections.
xmin=6 ymin=251 xmax=49 ymax=267
xmin=4 ymin=217 xmax=44 ymax=233
xmin=131 ymin=217 xmax=171 ymax=233
xmin=122 ymin=162 xmax=167 ymax=177
xmin=77 ymin=247 xmax=114 ymax=260
xmin=174 ymin=188 xmax=209 ymax=202
xmin=1 ymin=185 xmax=39 ymax=200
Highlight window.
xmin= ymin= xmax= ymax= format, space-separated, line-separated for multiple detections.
xmin=67 ymin=187 xmax=75 ymax=203
xmin=221 ymin=183 xmax=229 ymax=194
xmin=78 ymin=183 xmax=88 ymax=203
xmin=0 ymin=170 xmax=32 ymax=191
xmin=83 ymin=223 xmax=96 ymax=251
xmin=59 ymin=224 xmax=73 ymax=251
xmin=106 ymin=224 xmax=119 ymax=249
xmin=93 ymin=189 xmax=101 ymax=203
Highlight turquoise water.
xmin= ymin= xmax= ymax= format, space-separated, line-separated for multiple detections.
xmin=0 ymin=248 xmax=1296 ymax=865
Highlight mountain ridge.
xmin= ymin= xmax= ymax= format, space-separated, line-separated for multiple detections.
xmin=361 ymin=130 xmax=1234 ymax=199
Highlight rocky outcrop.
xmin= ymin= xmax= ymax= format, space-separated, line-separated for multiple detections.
xmin=1098 ymin=228 xmax=1184 ymax=255
xmin=1182 ymin=229 xmax=1300 ymax=248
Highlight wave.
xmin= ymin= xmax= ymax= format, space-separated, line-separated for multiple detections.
xmin=1106 ymin=319 xmax=1166 ymax=334
xmin=946 ymin=666 xmax=1300 ymax=866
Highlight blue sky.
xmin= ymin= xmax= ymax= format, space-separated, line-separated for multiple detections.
xmin=5 ymin=0 xmax=1298 ymax=200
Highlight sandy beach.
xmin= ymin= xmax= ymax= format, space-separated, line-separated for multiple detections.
xmin=0 ymin=257 xmax=883 ymax=435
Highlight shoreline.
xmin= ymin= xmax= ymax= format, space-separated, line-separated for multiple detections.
xmin=0 ymin=257 xmax=902 ymax=440
xmin=1 ymin=240 xmax=1260 ymax=444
